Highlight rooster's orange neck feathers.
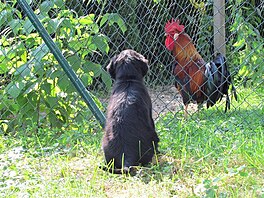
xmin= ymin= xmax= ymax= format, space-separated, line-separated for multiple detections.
xmin=164 ymin=19 xmax=204 ymax=65
xmin=173 ymin=33 xmax=204 ymax=65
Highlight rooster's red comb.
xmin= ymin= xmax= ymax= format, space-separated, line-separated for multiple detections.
xmin=165 ymin=18 xmax=185 ymax=33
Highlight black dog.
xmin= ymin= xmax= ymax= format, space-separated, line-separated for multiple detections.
xmin=102 ymin=49 xmax=159 ymax=174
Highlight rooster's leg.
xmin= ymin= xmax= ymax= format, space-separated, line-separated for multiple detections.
xmin=184 ymin=104 xmax=188 ymax=118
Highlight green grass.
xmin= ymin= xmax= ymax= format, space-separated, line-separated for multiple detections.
xmin=0 ymin=87 xmax=263 ymax=197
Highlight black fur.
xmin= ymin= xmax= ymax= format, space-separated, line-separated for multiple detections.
xmin=102 ymin=49 xmax=159 ymax=174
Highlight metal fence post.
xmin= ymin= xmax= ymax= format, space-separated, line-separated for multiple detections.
xmin=214 ymin=0 xmax=226 ymax=56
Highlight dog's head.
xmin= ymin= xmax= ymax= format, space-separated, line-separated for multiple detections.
xmin=107 ymin=49 xmax=149 ymax=80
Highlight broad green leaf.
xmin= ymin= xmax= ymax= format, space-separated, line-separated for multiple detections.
xmin=0 ymin=10 xmax=13 ymax=27
xmin=116 ymin=16 xmax=127 ymax=34
xmin=238 ymin=65 xmax=249 ymax=76
xmin=233 ymin=38 xmax=245 ymax=48
xmin=108 ymin=13 xmax=127 ymax=33
xmin=47 ymin=18 xmax=66 ymax=34
xmin=83 ymin=61 xmax=101 ymax=77
xmin=6 ymin=49 xmax=16 ymax=60
xmin=6 ymin=81 xmax=26 ymax=98
xmin=24 ymin=81 xmax=38 ymax=95
xmin=26 ymin=91 xmax=38 ymax=106
xmin=47 ymin=18 xmax=58 ymax=34
xmin=62 ymin=18 xmax=72 ymax=29
xmin=50 ymin=70 xmax=64 ymax=79
xmin=0 ymin=60 xmax=8 ymax=74
xmin=16 ymin=94 xmax=28 ymax=107
xmin=69 ymin=40 xmax=83 ymax=51
xmin=33 ymin=61 xmax=45 ymax=77
xmin=79 ymin=14 xmax=95 ymax=25
xmin=14 ymin=63 xmax=32 ymax=77
xmin=8 ymin=19 xmax=22 ymax=35
xmin=11 ymin=103 xmax=20 ymax=113
xmin=56 ymin=106 xmax=68 ymax=123
xmin=32 ymin=43 xmax=50 ymax=61
xmin=58 ymin=19 xmax=73 ymax=39
xmin=48 ymin=111 xmax=64 ymax=128
xmin=21 ymin=50 xmax=27 ymax=62
xmin=25 ymin=37 xmax=39 ymax=48
xmin=58 ymin=9 xmax=72 ymax=18
xmin=48 ymin=79 xmax=61 ymax=97
xmin=61 ymin=18 xmax=72 ymax=29
xmin=80 ymin=73 xmax=93 ymax=86
xmin=54 ymin=0 xmax=64 ymax=8
xmin=67 ymin=54 xmax=81 ymax=71
xmin=57 ymin=76 xmax=75 ymax=93
xmin=41 ymin=81 xmax=52 ymax=95
xmin=89 ymin=23 xmax=99 ymax=33
xmin=40 ymin=1 xmax=54 ymax=14
xmin=46 ymin=96 xmax=58 ymax=108
xmin=23 ymin=19 xmax=35 ymax=35
xmin=100 ymin=13 xmax=109 ymax=27
xmin=101 ymin=69 xmax=112 ymax=90
xmin=100 ymin=13 xmax=127 ymax=34
xmin=92 ymin=35 xmax=109 ymax=54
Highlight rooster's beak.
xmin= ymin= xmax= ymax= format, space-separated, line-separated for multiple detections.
xmin=173 ymin=33 xmax=180 ymax=41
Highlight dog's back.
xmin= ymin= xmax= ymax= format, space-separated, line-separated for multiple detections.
xmin=102 ymin=50 xmax=159 ymax=173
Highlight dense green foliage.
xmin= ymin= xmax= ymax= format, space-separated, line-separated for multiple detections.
xmin=0 ymin=0 xmax=126 ymax=132
xmin=228 ymin=0 xmax=264 ymax=86
xmin=194 ymin=0 xmax=263 ymax=86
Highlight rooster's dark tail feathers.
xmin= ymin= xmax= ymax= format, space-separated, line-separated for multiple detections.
xmin=205 ymin=53 xmax=237 ymax=111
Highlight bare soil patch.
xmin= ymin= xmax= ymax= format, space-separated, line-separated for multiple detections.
xmin=148 ymin=86 xmax=198 ymax=119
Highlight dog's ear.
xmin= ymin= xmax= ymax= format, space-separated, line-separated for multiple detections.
xmin=106 ymin=55 xmax=117 ymax=79
xmin=132 ymin=52 xmax=149 ymax=77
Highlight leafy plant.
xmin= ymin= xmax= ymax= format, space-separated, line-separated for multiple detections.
xmin=0 ymin=0 xmax=126 ymax=133
xmin=228 ymin=1 xmax=264 ymax=87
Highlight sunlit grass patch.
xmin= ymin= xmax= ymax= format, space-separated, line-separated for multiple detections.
xmin=0 ymin=87 xmax=263 ymax=197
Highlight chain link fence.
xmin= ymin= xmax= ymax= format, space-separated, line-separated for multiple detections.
xmin=0 ymin=0 xmax=263 ymax=134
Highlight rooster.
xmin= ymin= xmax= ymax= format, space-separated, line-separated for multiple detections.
xmin=164 ymin=19 xmax=237 ymax=117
